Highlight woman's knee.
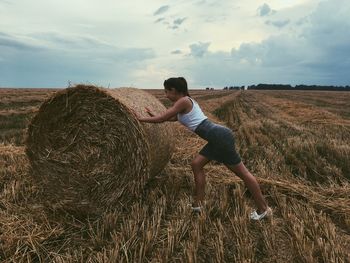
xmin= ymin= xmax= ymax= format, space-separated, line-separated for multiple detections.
xmin=191 ymin=158 xmax=206 ymax=172
xmin=226 ymin=162 xmax=248 ymax=178
xmin=191 ymin=159 xmax=201 ymax=171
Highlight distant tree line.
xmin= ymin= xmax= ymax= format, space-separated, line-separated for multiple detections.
xmin=223 ymin=86 xmax=245 ymax=90
xmin=206 ymin=87 xmax=215 ymax=90
xmin=246 ymin=84 xmax=350 ymax=91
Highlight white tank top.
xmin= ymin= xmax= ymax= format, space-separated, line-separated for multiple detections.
xmin=177 ymin=97 xmax=207 ymax=131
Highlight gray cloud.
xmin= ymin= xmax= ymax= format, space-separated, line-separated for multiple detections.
xmin=29 ymin=32 xmax=112 ymax=50
xmin=0 ymin=0 xmax=11 ymax=4
xmin=183 ymin=46 xmax=316 ymax=87
xmin=296 ymin=16 xmax=310 ymax=26
xmin=185 ymin=0 xmax=350 ymax=87
xmin=153 ymin=5 xmax=169 ymax=16
xmin=2 ymin=0 xmax=348 ymax=88
xmin=231 ymin=34 xmax=309 ymax=68
xmin=300 ymin=0 xmax=350 ymax=83
xmin=231 ymin=42 xmax=265 ymax=65
xmin=189 ymin=42 xmax=210 ymax=58
xmin=174 ymin=17 xmax=187 ymax=25
xmin=0 ymin=32 xmax=155 ymax=87
xmin=154 ymin=17 xmax=165 ymax=23
xmin=157 ymin=16 xmax=187 ymax=30
xmin=171 ymin=49 xmax=182 ymax=54
xmin=257 ymin=3 xmax=275 ymax=17
xmin=265 ymin=19 xmax=290 ymax=28
xmin=194 ymin=0 xmax=206 ymax=5
xmin=166 ymin=17 xmax=187 ymax=30
xmin=192 ymin=0 xmax=239 ymax=23
xmin=0 ymin=32 xmax=42 ymax=51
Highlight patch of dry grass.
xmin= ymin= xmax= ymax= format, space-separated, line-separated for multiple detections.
xmin=0 ymin=89 xmax=349 ymax=262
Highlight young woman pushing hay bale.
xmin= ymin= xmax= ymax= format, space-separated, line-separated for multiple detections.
xmin=25 ymin=84 xmax=174 ymax=215
xmin=138 ymin=77 xmax=272 ymax=220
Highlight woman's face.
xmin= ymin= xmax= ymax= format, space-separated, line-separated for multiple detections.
xmin=164 ymin=87 xmax=180 ymax=101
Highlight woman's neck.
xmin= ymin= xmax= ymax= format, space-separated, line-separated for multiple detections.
xmin=174 ymin=94 xmax=187 ymax=101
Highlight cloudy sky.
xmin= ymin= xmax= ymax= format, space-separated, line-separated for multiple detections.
xmin=0 ymin=0 xmax=349 ymax=88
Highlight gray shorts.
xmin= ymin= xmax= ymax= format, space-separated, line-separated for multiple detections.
xmin=194 ymin=119 xmax=241 ymax=165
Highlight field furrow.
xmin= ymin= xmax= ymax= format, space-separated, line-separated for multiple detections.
xmin=0 ymin=88 xmax=349 ymax=262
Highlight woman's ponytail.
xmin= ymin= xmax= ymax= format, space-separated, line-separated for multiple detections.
xmin=178 ymin=77 xmax=190 ymax=96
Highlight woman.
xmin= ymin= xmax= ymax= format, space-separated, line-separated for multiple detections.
xmin=138 ymin=77 xmax=272 ymax=220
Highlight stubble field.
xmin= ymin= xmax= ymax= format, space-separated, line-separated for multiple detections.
xmin=0 ymin=88 xmax=349 ymax=262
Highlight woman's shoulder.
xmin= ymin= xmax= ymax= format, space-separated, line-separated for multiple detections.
xmin=175 ymin=96 xmax=193 ymax=113
xmin=177 ymin=96 xmax=193 ymax=104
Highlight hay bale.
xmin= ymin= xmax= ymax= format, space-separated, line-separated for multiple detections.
xmin=25 ymin=84 xmax=174 ymax=214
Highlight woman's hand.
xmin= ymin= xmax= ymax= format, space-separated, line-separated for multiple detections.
xmin=136 ymin=98 xmax=188 ymax=123
xmin=130 ymin=107 xmax=154 ymax=122
xmin=145 ymin=107 xmax=154 ymax=117
xmin=130 ymin=108 xmax=140 ymax=119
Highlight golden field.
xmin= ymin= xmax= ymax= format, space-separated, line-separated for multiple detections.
xmin=0 ymin=88 xmax=349 ymax=262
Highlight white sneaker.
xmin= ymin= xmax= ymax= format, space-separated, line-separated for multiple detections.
xmin=250 ymin=207 xmax=272 ymax=220
xmin=191 ymin=206 xmax=202 ymax=213
xmin=188 ymin=204 xmax=202 ymax=213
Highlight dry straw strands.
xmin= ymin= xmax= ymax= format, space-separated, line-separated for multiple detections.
xmin=25 ymin=84 xmax=174 ymax=215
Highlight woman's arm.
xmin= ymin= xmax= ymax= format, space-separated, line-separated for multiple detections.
xmin=138 ymin=99 xmax=186 ymax=123
xmin=168 ymin=115 xmax=178 ymax=122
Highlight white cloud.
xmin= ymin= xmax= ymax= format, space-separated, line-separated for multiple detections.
xmin=0 ymin=0 xmax=349 ymax=88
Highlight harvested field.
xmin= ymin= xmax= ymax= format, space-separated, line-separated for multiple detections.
xmin=0 ymin=88 xmax=349 ymax=262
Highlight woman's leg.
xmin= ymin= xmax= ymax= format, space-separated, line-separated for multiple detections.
xmin=191 ymin=154 xmax=210 ymax=207
xmin=225 ymin=162 xmax=268 ymax=214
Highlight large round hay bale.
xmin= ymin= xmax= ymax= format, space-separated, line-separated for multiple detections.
xmin=25 ymin=84 xmax=174 ymax=214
